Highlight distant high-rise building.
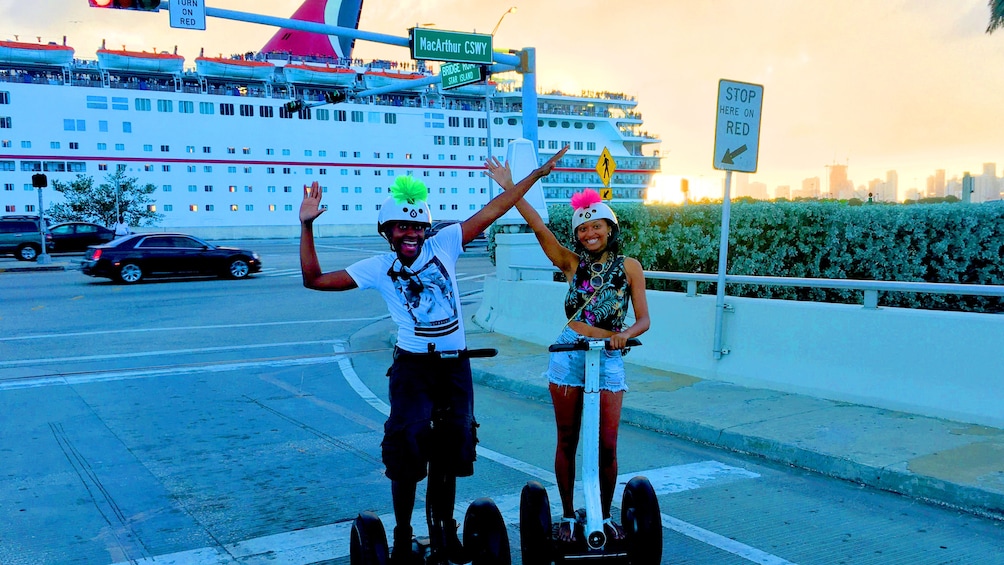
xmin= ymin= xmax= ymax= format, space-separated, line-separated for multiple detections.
xmin=934 ymin=169 xmax=946 ymax=198
xmin=976 ymin=163 xmax=1000 ymax=202
xmin=886 ymin=170 xmax=899 ymax=201
xmin=796 ymin=177 xmax=821 ymax=199
xmin=774 ymin=185 xmax=791 ymax=200
xmin=827 ymin=164 xmax=853 ymax=199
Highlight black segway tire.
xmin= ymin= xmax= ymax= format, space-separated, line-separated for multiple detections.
xmin=351 ymin=511 xmax=390 ymax=565
xmin=519 ymin=481 xmax=553 ymax=565
xmin=621 ymin=476 xmax=662 ymax=565
xmin=463 ymin=497 xmax=512 ymax=565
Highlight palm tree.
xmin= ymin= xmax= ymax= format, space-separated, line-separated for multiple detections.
xmin=989 ymin=0 xmax=1004 ymax=33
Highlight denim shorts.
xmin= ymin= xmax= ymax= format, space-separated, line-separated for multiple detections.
xmin=545 ymin=326 xmax=628 ymax=393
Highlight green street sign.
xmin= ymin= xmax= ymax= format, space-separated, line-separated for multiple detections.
xmin=411 ymin=28 xmax=493 ymax=65
xmin=441 ymin=63 xmax=485 ymax=90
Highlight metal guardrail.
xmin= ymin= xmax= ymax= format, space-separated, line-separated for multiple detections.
xmin=509 ymin=265 xmax=1004 ymax=309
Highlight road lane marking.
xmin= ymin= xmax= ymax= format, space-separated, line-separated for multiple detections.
xmin=0 ymin=316 xmax=389 ymax=342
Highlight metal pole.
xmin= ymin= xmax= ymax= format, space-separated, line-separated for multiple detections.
xmin=713 ymin=170 xmax=732 ymax=359
xmin=521 ymin=48 xmax=538 ymax=146
xmin=485 ymin=77 xmax=494 ymax=199
xmin=36 ymin=187 xmax=51 ymax=265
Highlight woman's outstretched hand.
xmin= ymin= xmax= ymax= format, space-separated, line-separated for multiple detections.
xmin=484 ymin=157 xmax=514 ymax=190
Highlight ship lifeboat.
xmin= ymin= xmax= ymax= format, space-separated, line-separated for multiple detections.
xmin=283 ymin=63 xmax=358 ymax=87
xmin=97 ymin=49 xmax=184 ymax=74
xmin=361 ymin=69 xmax=429 ymax=91
xmin=196 ymin=57 xmax=276 ymax=81
xmin=0 ymin=41 xmax=74 ymax=66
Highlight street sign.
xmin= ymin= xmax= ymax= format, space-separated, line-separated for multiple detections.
xmin=600 ymin=188 xmax=613 ymax=201
xmin=169 ymin=0 xmax=206 ymax=30
xmin=411 ymin=28 xmax=492 ymax=65
xmin=596 ymin=147 xmax=616 ymax=187
xmin=713 ymin=79 xmax=763 ymax=173
xmin=441 ymin=63 xmax=485 ymax=90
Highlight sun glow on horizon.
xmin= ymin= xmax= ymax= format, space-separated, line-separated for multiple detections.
xmin=646 ymin=174 xmax=721 ymax=205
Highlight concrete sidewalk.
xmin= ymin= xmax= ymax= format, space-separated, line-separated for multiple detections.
xmin=462 ymin=327 xmax=1004 ymax=521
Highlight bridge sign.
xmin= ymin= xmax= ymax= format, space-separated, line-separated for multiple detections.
xmin=441 ymin=63 xmax=484 ymax=90
xmin=713 ymin=79 xmax=763 ymax=173
xmin=411 ymin=28 xmax=492 ymax=65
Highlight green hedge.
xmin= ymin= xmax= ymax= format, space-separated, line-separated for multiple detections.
xmin=490 ymin=201 xmax=1004 ymax=312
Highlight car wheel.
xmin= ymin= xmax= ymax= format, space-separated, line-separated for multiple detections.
xmin=225 ymin=257 xmax=250 ymax=279
xmin=118 ymin=263 xmax=143 ymax=284
xmin=16 ymin=243 xmax=39 ymax=261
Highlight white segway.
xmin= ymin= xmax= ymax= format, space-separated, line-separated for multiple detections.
xmin=520 ymin=338 xmax=662 ymax=564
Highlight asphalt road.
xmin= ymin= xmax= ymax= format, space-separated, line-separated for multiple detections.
xmin=1 ymin=238 xmax=1001 ymax=564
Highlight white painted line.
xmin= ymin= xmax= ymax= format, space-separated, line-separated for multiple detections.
xmin=0 ymin=317 xmax=389 ymax=342
xmin=0 ymin=355 xmax=343 ymax=391
xmin=0 ymin=340 xmax=343 ymax=368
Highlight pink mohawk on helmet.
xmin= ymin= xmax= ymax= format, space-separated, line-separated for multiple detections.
xmin=570 ymin=189 xmax=602 ymax=210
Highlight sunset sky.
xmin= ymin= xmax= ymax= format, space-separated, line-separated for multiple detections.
xmin=3 ymin=0 xmax=1003 ymax=201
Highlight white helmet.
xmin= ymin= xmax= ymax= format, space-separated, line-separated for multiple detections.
xmin=377 ymin=176 xmax=432 ymax=232
xmin=570 ymin=189 xmax=618 ymax=231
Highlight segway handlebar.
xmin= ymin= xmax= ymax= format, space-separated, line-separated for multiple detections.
xmin=548 ymin=338 xmax=642 ymax=353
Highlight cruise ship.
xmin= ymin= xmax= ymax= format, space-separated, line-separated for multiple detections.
xmin=0 ymin=0 xmax=661 ymax=236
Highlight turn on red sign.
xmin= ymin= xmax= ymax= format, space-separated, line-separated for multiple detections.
xmin=713 ymin=79 xmax=763 ymax=173
xmin=170 ymin=0 xmax=206 ymax=30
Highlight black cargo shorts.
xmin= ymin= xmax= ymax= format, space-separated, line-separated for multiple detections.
xmin=381 ymin=350 xmax=478 ymax=482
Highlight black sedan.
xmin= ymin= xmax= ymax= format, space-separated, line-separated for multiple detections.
xmin=48 ymin=222 xmax=116 ymax=252
xmin=81 ymin=233 xmax=262 ymax=284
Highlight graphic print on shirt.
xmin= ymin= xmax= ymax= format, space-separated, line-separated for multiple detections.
xmin=388 ymin=256 xmax=459 ymax=337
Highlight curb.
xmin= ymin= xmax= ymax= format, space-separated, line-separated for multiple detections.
xmin=471 ymin=367 xmax=1004 ymax=522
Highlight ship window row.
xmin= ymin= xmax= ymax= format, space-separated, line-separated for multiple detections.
xmin=17 ymin=160 xmax=87 ymax=173
xmin=116 ymin=98 xmax=402 ymax=125
xmin=0 ymin=91 xmax=8 ymax=104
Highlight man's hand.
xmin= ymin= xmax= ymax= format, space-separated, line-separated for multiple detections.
xmin=300 ymin=181 xmax=326 ymax=224
xmin=535 ymin=145 xmax=569 ymax=178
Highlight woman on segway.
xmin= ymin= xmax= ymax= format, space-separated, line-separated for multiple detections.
xmin=484 ymin=159 xmax=650 ymax=544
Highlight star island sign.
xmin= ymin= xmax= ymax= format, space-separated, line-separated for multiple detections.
xmin=713 ymin=79 xmax=763 ymax=173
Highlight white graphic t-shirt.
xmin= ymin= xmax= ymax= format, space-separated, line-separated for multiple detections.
xmin=346 ymin=223 xmax=466 ymax=352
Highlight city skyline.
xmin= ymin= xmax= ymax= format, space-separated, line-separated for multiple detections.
xmin=2 ymin=1 xmax=1003 ymax=202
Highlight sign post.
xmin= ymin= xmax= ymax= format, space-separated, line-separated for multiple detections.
xmin=712 ymin=79 xmax=764 ymax=360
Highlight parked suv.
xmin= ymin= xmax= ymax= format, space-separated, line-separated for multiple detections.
xmin=0 ymin=215 xmax=53 ymax=261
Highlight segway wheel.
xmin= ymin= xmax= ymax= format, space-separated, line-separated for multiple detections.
xmin=463 ymin=497 xmax=512 ymax=565
xmin=621 ymin=476 xmax=662 ymax=565
xmin=519 ymin=481 xmax=553 ymax=565
xmin=350 ymin=511 xmax=390 ymax=565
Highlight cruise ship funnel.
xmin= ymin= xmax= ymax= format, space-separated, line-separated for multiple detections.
xmin=260 ymin=0 xmax=364 ymax=59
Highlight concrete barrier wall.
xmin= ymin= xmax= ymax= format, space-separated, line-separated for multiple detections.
xmin=475 ymin=234 xmax=1004 ymax=428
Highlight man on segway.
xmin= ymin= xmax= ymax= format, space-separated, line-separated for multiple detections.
xmin=299 ymin=147 xmax=568 ymax=564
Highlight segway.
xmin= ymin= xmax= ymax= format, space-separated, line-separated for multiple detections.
xmin=520 ymin=338 xmax=662 ymax=564
xmin=351 ymin=347 xmax=512 ymax=565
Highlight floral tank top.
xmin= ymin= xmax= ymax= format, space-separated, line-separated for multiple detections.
xmin=563 ymin=254 xmax=630 ymax=332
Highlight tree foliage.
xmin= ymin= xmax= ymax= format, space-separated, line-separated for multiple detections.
xmin=48 ymin=169 xmax=162 ymax=227
xmin=490 ymin=200 xmax=1004 ymax=313
xmin=990 ymin=0 xmax=1004 ymax=33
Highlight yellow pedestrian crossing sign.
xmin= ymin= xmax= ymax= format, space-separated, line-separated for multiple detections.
xmin=596 ymin=147 xmax=616 ymax=187
xmin=600 ymin=188 xmax=613 ymax=200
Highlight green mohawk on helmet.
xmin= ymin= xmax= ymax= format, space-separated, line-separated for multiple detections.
xmin=390 ymin=176 xmax=428 ymax=204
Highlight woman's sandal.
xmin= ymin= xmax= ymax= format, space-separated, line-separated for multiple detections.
xmin=558 ymin=517 xmax=577 ymax=543
xmin=603 ymin=517 xmax=625 ymax=540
